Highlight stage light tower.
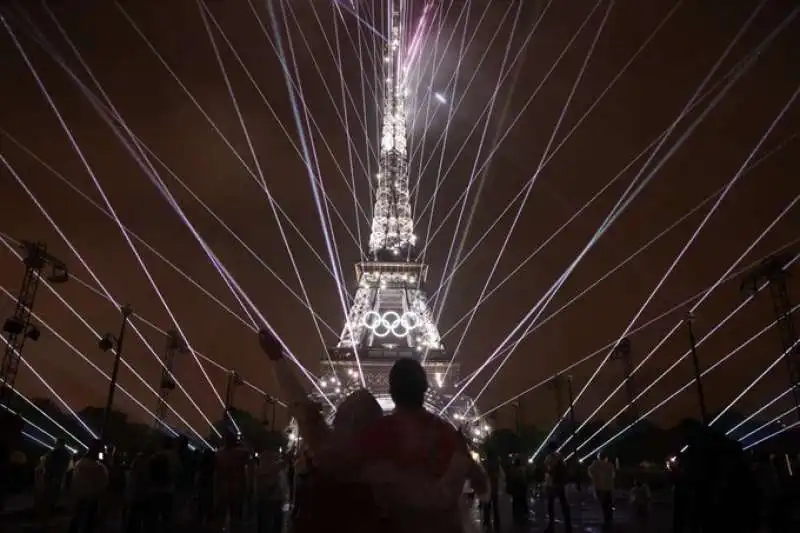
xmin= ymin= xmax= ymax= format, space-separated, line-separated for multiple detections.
xmin=99 ymin=304 xmax=134 ymax=443
xmin=741 ymin=252 xmax=800 ymax=421
xmin=0 ymin=241 xmax=68 ymax=408
xmin=155 ymin=329 xmax=186 ymax=431
xmin=262 ymin=394 xmax=277 ymax=432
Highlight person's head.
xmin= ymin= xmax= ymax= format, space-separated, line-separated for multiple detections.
xmin=0 ymin=412 xmax=23 ymax=444
xmin=389 ymin=358 xmax=428 ymax=410
xmin=334 ymin=389 xmax=382 ymax=436
xmin=259 ymin=449 xmax=279 ymax=464
xmin=162 ymin=435 xmax=174 ymax=451
xmin=88 ymin=439 xmax=104 ymax=460
xmin=223 ymin=431 xmax=239 ymax=448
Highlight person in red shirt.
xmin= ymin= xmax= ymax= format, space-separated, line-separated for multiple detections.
xmin=257 ymin=330 xmax=485 ymax=531
xmin=355 ymin=358 xmax=460 ymax=476
xmin=348 ymin=358 xmax=487 ymax=532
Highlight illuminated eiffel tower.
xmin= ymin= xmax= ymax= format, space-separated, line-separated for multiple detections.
xmin=318 ymin=4 xmax=473 ymax=421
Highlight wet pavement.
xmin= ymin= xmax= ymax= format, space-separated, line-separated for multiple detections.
xmin=3 ymin=487 xmax=673 ymax=532
xmin=467 ymin=488 xmax=672 ymax=533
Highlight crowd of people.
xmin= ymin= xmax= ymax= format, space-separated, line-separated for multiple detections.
xmin=0 ymin=328 xmax=798 ymax=532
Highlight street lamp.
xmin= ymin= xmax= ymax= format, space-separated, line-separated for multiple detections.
xmin=99 ymin=304 xmax=133 ymax=443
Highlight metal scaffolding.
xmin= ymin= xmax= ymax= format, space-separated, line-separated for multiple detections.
xmin=741 ymin=252 xmax=800 ymax=420
xmin=0 ymin=241 xmax=67 ymax=408
xmin=156 ymin=329 xmax=186 ymax=430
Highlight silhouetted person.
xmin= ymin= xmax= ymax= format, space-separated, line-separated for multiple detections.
xmin=215 ymin=432 xmax=248 ymax=533
xmin=68 ymin=439 xmax=108 ymax=533
xmin=146 ymin=436 xmax=177 ymax=532
xmin=629 ymin=478 xmax=651 ymax=533
xmin=125 ymin=451 xmax=151 ymax=533
xmin=174 ymin=435 xmax=194 ymax=523
xmin=482 ymin=449 xmax=502 ymax=531
xmin=506 ymin=457 xmax=529 ymax=526
xmin=588 ymin=452 xmax=615 ymax=532
xmin=543 ymin=442 xmax=571 ymax=533
xmin=254 ymin=450 xmax=287 ymax=533
xmin=351 ymin=357 xmax=484 ymax=533
xmin=196 ymin=450 xmax=215 ymax=526
xmin=681 ymin=421 xmax=759 ymax=532
xmin=0 ymin=412 xmax=23 ymax=511
xmin=41 ymin=437 xmax=70 ymax=517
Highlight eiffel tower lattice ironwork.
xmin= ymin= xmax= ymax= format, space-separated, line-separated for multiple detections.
xmin=318 ymin=4 xmax=473 ymax=420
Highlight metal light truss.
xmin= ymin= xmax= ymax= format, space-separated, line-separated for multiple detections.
xmin=0 ymin=241 xmax=67 ymax=407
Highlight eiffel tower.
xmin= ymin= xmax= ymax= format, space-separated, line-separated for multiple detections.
xmin=318 ymin=4 xmax=473 ymax=421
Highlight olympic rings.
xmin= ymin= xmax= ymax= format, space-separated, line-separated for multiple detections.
xmin=362 ymin=310 xmax=421 ymax=337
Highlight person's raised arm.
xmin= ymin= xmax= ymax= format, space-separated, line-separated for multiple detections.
xmin=258 ymin=329 xmax=307 ymax=405
xmin=466 ymin=457 xmax=490 ymax=500
xmin=452 ymin=430 xmax=489 ymax=500
xmin=258 ymin=329 xmax=329 ymax=451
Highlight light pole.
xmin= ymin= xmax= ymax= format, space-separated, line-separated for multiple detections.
xmin=549 ymin=373 xmax=564 ymax=438
xmin=566 ymin=375 xmax=581 ymax=490
xmin=263 ymin=394 xmax=277 ymax=432
xmin=99 ymin=304 xmax=133 ymax=443
xmin=612 ymin=337 xmax=636 ymax=424
xmin=566 ymin=375 xmax=578 ymax=451
xmin=685 ymin=312 xmax=708 ymax=425
xmin=224 ymin=370 xmax=242 ymax=432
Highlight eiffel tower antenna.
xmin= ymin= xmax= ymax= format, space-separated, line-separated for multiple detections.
xmin=319 ymin=2 xmax=477 ymax=424
xmin=369 ymin=3 xmax=415 ymax=260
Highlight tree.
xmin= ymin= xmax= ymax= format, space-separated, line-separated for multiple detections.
xmin=483 ymin=428 xmax=519 ymax=457
xmin=517 ymin=424 xmax=546 ymax=457
xmin=210 ymin=408 xmax=287 ymax=451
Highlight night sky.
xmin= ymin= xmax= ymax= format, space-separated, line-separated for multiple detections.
xmin=1 ymin=0 xmax=798 ymax=440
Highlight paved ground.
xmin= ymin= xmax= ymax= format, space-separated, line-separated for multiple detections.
xmin=2 ymin=487 xmax=673 ymax=532
xmin=466 ymin=488 xmax=672 ymax=533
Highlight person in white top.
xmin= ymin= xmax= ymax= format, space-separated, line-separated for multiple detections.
xmin=543 ymin=443 xmax=572 ymax=533
xmin=588 ymin=452 xmax=615 ymax=532
xmin=68 ymin=440 xmax=108 ymax=533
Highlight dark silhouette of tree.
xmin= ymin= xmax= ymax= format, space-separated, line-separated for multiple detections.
xmin=209 ymin=408 xmax=286 ymax=452
xmin=483 ymin=428 xmax=520 ymax=457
